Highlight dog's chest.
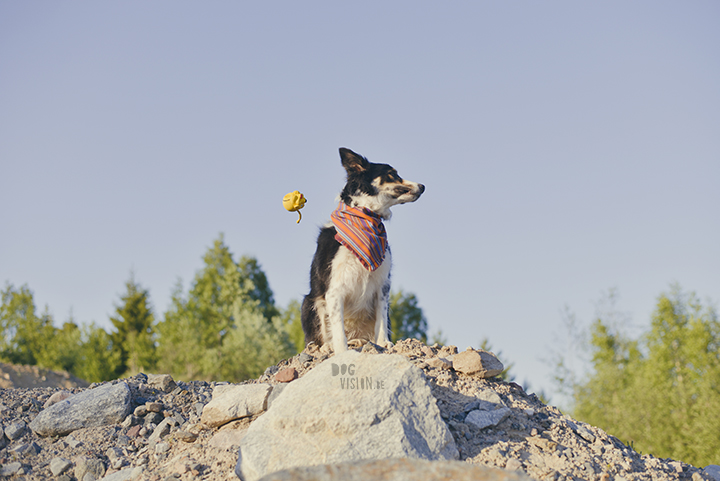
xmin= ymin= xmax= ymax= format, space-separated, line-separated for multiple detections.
xmin=328 ymin=245 xmax=391 ymax=308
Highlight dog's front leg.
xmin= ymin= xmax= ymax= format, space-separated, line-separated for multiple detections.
xmin=374 ymin=285 xmax=392 ymax=347
xmin=326 ymin=292 xmax=348 ymax=353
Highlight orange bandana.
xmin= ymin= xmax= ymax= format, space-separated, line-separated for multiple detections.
xmin=331 ymin=202 xmax=388 ymax=271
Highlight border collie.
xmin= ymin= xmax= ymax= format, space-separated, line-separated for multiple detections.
xmin=301 ymin=148 xmax=425 ymax=354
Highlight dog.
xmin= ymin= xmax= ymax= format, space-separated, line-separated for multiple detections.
xmin=301 ymin=148 xmax=425 ymax=354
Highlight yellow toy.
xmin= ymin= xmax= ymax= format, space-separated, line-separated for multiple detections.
xmin=282 ymin=190 xmax=307 ymax=223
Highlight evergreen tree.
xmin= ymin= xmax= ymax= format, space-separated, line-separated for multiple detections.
xmin=156 ymin=234 xmax=291 ymax=381
xmin=389 ymin=290 xmax=428 ymax=343
xmin=74 ymin=322 xmax=122 ymax=383
xmin=0 ymin=283 xmax=55 ymax=366
xmin=109 ymin=274 xmax=157 ymax=376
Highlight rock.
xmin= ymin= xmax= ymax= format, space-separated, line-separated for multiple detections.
xmin=705 ymin=465 xmax=720 ymax=481
xmin=75 ymin=456 xmax=106 ymax=481
xmin=426 ymin=357 xmax=452 ymax=370
xmin=0 ymin=462 xmax=23 ymax=477
xmin=50 ymin=457 xmax=73 ymax=476
xmin=209 ymin=428 xmax=247 ymax=449
xmin=148 ymin=418 xmax=173 ymax=444
xmin=274 ymin=367 xmax=297 ymax=383
xmin=5 ymin=420 xmax=26 ymax=440
xmin=200 ymin=383 xmax=271 ymax=428
xmin=29 ymin=382 xmax=132 ymax=436
xmin=146 ymin=374 xmax=176 ymax=393
xmin=297 ymin=353 xmax=313 ymax=363
xmin=451 ymin=350 xmax=504 ymax=378
xmin=98 ymin=466 xmax=144 ymax=481
xmin=236 ymin=351 xmax=458 ymax=481
xmin=44 ymin=390 xmax=73 ymax=408
xmin=255 ymin=458 xmax=531 ymax=481
xmin=266 ymin=384 xmax=286 ymax=410
xmin=145 ymin=401 xmax=163 ymax=413
xmin=9 ymin=441 xmax=41 ymax=456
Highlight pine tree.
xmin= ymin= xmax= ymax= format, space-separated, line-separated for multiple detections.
xmin=0 ymin=283 xmax=55 ymax=366
xmin=109 ymin=274 xmax=157 ymax=376
xmin=389 ymin=290 xmax=428 ymax=343
xmin=156 ymin=234 xmax=291 ymax=381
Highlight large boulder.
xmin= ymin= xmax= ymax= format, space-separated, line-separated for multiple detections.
xmin=200 ymin=383 xmax=272 ymax=428
xmin=29 ymin=382 xmax=132 ymax=437
xmin=236 ymin=351 xmax=458 ymax=481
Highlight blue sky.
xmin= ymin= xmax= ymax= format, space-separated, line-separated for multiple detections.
xmin=1 ymin=2 xmax=718 ymax=402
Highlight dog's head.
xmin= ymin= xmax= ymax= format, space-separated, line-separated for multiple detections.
xmin=338 ymin=148 xmax=425 ymax=219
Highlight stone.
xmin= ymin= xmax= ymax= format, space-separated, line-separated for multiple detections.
xmin=155 ymin=442 xmax=170 ymax=454
xmin=209 ymin=428 xmax=247 ymax=449
xmin=30 ymin=383 xmax=132 ymax=437
xmin=9 ymin=441 xmax=41 ymax=456
xmin=98 ymin=466 xmax=144 ymax=481
xmin=236 ymin=351 xmax=458 ymax=481
xmin=0 ymin=462 xmax=23 ymax=477
xmin=50 ymin=457 xmax=73 ymax=476
xmin=44 ymin=390 xmax=73 ymax=408
xmin=145 ymin=401 xmax=163 ymax=413
xmin=5 ymin=420 xmax=26 ymax=440
xmin=75 ymin=456 xmax=106 ymax=481
xmin=705 ymin=465 xmax=720 ymax=481
xmin=148 ymin=418 xmax=173 ymax=444
xmin=274 ymin=367 xmax=297 ymax=383
xmin=426 ymin=357 xmax=452 ymax=370
xmin=176 ymin=430 xmax=198 ymax=443
xmin=266 ymin=384 xmax=286 ymax=410
xmin=298 ymin=353 xmax=313 ymax=363
xmin=255 ymin=458 xmax=531 ymax=481
xmin=451 ymin=350 xmax=504 ymax=378
xmin=200 ymin=383 xmax=271 ymax=428
xmin=146 ymin=374 xmax=176 ymax=393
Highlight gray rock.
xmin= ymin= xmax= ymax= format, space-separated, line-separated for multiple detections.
xmin=0 ymin=462 xmax=23 ymax=477
xmin=5 ymin=420 xmax=26 ymax=440
xmin=44 ymin=390 xmax=73 ymax=408
xmin=237 ymin=351 xmax=458 ymax=481
xmin=201 ymin=383 xmax=271 ymax=428
xmin=256 ymin=458 xmax=531 ymax=481
xmin=29 ymin=383 xmax=132 ymax=437
xmin=452 ymin=349 xmax=504 ymax=378
xmin=9 ymin=441 xmax=41 ymax=456
xmin=146 ymin=374 xmax=176 ymax=393
xmin=148 ymin=418 xmax=173 ymax=444
xmin=50 ymin=457 xmax=73 ymax=476
xmin=74 ymin=456 xmax=106 ymax=481
xmin=98 ymin=466 xmax=144 ymax=481
xmin=705 ymin=465 xmax=720 ymax=481
xmin=266 ymin=384 xmax=286 ymax=410
xmin=465 ymin=408 xmax=511 ymax=430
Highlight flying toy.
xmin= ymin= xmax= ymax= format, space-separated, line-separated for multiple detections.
xmin=282 ymin=190 xmax=307 ymax=223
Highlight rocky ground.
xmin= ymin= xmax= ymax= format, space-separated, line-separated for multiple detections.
xmin=1 ymin=339 xmax=718 ymax=481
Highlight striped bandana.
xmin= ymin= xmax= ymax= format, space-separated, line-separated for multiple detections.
xmin=331 ymin=202 xmax=388 ymax=271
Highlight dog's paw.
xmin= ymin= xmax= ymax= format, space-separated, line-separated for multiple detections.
xmin=347 ymin=338 xmax=368 ymax=350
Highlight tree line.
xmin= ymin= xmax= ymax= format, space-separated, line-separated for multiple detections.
xmin=0 ymin=234 xmax=431 ymax=384
xmin=553 ymin=285 xmax=720 ymax=468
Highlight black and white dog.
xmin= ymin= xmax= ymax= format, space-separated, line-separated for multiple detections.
xmin=301 ymin=148 xmax=425 ymax=353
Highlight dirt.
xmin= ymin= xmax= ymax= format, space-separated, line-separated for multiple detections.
xmin=0 ymin=341 xmax=716 ymax=481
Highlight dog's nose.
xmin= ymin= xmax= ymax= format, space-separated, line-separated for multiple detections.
xmin=418 ymin=184 xmax=426 ymax=194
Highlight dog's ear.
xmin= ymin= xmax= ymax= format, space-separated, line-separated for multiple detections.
xmin=339 ymin=148 xmax=368 ymax=175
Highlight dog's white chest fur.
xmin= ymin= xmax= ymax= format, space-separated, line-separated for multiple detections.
xmin=322 ymin=245 xmax=391 ymax=349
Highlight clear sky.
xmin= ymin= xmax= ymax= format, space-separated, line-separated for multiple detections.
xmin=1 ymin=2 xmax=718 ymax=402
